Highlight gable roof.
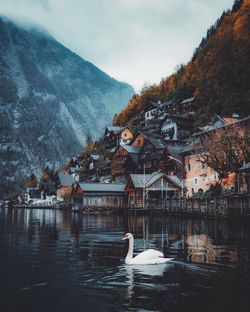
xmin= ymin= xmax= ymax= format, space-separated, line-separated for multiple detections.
xmin=58 ymin=172 xmax=74 ymax=186
xmin=166 ymin=175 xmax=182 ymax=188
xmin=194 ymin=116 xmax=250 ymax=136
xmin=79 ymin=183 xmax=125 ymax=193
xmin=128 ymin=172 xmax=182 ymax=189
xmin=146 ymin=136 xmax=166 ymax=149
xmin=238 ymin=162 xmax=250 ymax=172
xmin=180 ymin=96 xmax=196 ymax=104
xmin=106 ymin=126 xmax=132 ymax=135
xmin=90 ymin=154 xmax=101 ymax=161
xmin=122 ymin=145 xmax=141 ymax=154
xmin=129 ymin=174 xmax=157 ymax=188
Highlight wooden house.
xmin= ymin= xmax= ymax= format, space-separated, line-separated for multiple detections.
xmin=104 ymin=126 xmax=133 ymax=152
xmin=131 ymin=131 xmax=147 ymax=147
xmin=138 ymin=136 xmax=167 ymax=173
xmin=161 ymin=114 xmax=193 ymax=141
xmin=111 ymin=145 xmax=141 ymax=181
xmin=197 ymin=115 xmax=239 ymax=132
xmin=178 ymin=96 xmax=196 ymax=115
xmin=79 ymin=183 xmax=126 ymax=208
xmin=125 ymin=173 xmax=182 ymax=207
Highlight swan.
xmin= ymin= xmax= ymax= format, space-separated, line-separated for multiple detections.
xmin=122 ymin=233 xmax=174 ymax=265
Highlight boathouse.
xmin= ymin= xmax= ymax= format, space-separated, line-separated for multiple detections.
xmin=125 ymin=172 xmax=182 ymax=208
xmin=79 ymin=183 xmax=126 ymax=208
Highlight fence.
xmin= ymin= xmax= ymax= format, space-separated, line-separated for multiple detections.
xmin=145 ymin=194 xmax=250 ymax=217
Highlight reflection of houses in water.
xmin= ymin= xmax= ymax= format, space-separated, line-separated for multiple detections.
xmin=186 ymin=234 xmax=238 ymax=265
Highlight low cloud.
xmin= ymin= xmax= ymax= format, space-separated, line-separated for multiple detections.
xmin=0 ymin=0 xmax=234 ymax=91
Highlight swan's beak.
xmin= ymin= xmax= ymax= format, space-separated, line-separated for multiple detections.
xmin=122 ymin=236 xmax=127 ymax=240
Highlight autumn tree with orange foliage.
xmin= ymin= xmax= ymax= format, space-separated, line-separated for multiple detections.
xmin=194 ymin=123 xmax=250 ymax=178
xmin=115 ymin=0 xmax=250 ymax=128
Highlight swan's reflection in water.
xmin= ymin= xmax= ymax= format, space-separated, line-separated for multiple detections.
xmin=123 ymin=262 xmax=174 ymax=300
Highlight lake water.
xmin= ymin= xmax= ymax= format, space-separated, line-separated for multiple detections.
xmin=0 ymin=208 xmax=250 ymax=312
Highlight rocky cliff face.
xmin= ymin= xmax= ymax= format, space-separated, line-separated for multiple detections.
xmin=0 ymin=16 xmax=134 ymax=197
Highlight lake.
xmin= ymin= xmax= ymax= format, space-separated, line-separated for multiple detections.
xmin=0 ymin=208 xmax=250 ymax=312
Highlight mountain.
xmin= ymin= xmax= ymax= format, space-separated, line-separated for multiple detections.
xmin=0 ymin=16 xmax=134 ymax=197
xmin=114 ymin=0 xmax=250 ymax=127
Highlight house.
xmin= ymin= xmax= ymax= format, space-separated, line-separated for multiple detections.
xmin=104 ymin=126 xmax=133 ymax=151
xmin=131 ymin=131 xmax=148 ymax=147
xmin=111 ymin=145 xmax=141 ymax=181
xmin=57 ymin=172 xmax=75 ymax=200
xmin=79 ymin=183 xmax=126 ymax=208
xmin=138 ymin=135 xmax=167 ymax=173
xmin=144 ymin=107 xmax=158 ymax=122
xmin=125 ymin=172 xmax=182 ymax=207
xmin=178 ymin=96 xmax=196 ymax=115
xmin=143 ymin=101 xmax=175 ymax=123
xmin=197 ymin=115 xmax=239 ymax=132
xmin=180 ymin=116 xmax=250 ymax=197
xmin=161 ymin=114 xmax=194 ymax=141
xmin=182 ymin=151 xmax=219 ymax=197
xmin=25 ymin=188 xmax=42 ymax=203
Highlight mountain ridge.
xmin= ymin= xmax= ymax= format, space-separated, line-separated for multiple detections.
xmin=0 ymin=16 xmax=134 ymax=196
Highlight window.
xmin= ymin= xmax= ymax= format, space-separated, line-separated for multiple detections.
xmin=194 ymin=178 xmax=198 ymax=184
xmin=201 ymin=163 xmax=205 ymax=169
xmin=138 ymin=139 xmax=141 ymax=145
xmin=188 ymin=163 xmax=191 ymax=171
xmin=124 ymin=133 xmax=127 ymax=137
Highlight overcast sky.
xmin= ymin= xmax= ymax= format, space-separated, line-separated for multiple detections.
xmin=0 ymin=0 xmax=235 ymax=92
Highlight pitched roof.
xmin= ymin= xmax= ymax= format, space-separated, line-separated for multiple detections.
xmin=79 ymin=183 xmax=125 ymax=192
xmin=180 ymin=96 xmax=196 ymax=104
xmin=122 ymin=145 xmax=142 ymax=154
xmin=147 ymin=137 xmax=166 ymax=149
xmin=129 ymin=174 xmax=156 ymax=188
xmin=222 ymin=117 xmax=239 ymax=124
xmin=238 ymin=162 xmax=250 ymax=172
xmin=106 ymin=126 xmax=126 ymax=134
xmin=128 ymin=172 xmax=182 ymax=189
xmin=145 ymin=173 xmax=165 ymax=187
xmin=90 ymin=154 xmax=101 ymax=160
xmin=194 ymin=116 xmax=250 ymax=136
xmin=167 ymin=144 xmax=186 ymax=160
xmin=70 ymin=167 xmax=80 ymax=173
xmin=166 ymin=175 xmax=182 ymax=188
xmin=58 ymin=172 xmax=74 ymax=186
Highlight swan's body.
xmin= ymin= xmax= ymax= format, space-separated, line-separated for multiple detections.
xmin=123 ymin=233 xmax=174 ymax=265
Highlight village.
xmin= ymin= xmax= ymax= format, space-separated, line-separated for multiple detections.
xmin=21 ymin=96 xmax=250 ymax=217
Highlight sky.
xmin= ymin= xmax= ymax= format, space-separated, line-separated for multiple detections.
xmin=0 ymin=0 xmax=235 ymax=92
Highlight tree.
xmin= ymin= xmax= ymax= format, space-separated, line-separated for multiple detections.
xmin=194 ymin=123 xmax=250 ymax=178
xmin=26 ymin=173 xmax=38 ymax=188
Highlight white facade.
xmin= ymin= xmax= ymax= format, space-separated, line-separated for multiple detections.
xmin=161 ymin=119 xmax=177 ymax=140
xmin=145 ymin=108 xmax=157 ymax=121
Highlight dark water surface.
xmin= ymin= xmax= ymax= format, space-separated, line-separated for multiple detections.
xmin=0 ymin=208 xmax=250 ymax=312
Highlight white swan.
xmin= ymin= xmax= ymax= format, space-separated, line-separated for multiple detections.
xmin=122 ymin=233 xmax=174 ymax=265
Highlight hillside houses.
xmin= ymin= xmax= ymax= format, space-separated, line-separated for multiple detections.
xmin=181 ymin=116 xmax=250 ymax=197
xmin=104 ymin=126 xmax=133 ymax=152
xmin=57 ymin=94 xmax=249 ymax=207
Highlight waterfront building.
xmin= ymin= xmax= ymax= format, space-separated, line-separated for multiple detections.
xmin=79 ymin=183 xmax=126 ymax=208
xmin=125 ymin=172 xmax=181 ymax=207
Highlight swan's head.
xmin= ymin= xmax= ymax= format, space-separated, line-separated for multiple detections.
xmin=122 ymin=233 xmax=133 ymax=240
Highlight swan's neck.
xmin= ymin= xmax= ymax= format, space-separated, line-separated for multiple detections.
xmin=125 ymin=237 xmax=134 ymax=263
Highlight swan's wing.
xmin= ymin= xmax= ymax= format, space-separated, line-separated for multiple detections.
xmin=132 ymin=249 xmax=164 ymax=262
